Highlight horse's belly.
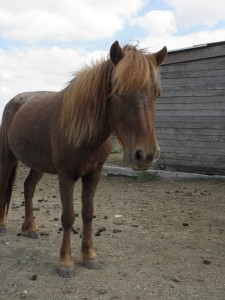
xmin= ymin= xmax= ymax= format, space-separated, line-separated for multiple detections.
xmin=7 ymin=96 xmax=57 ymax=174
xmin=9 ymin=132 xmax=57 ymax=173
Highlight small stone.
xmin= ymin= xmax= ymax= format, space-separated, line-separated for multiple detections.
xmin=95 ymin=227 xmax=106 ymax=236
xmin=203 ymin=259 xmax=211 ymax=265
xmin=97 ymin=288 xmax=107 ymax=295
xmin=22 ymin=290 xmax=28 ymax=298
xmin=12 ymin=205 xmax=20 ymax=209
xmin=95 ymin=231 xmax=101 ymax=236
xmin=114 ymin=221 xmax=124 ymax=225
xmin=40 ymin=232 xmax=49 ymax=236
xmin=163 ymin=275 xmax=180 ymax=283
xmin=30 ymin=274 xmax=38 ymax=281
xmin=113 ymin=229 xmax=122 ymax=233
xmin=71 ymin=227 xmax=80 ymax=234
xmin=183 ymin=222 xmax=189 ymax=227
xmin=38 ymin=199 xmax=44 ymax=203
xmin=114 ymin=214 xmax=123 ymax=218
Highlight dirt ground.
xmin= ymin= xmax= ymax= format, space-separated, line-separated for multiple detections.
xmin=0 ymin=160 xmax=225 ymax=300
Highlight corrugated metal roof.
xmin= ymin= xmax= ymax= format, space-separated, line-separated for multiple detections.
xmin=169 ymin=40 xmax=225 ymax=53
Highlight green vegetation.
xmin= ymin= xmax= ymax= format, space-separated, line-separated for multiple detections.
xmin=111 ymin=148 xmax=123 ymax=154
xmin=134 ymin=171 xmax=159 ymax=183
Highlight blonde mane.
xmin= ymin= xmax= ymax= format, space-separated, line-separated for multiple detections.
xmin=112 ymin=45 xmax=159 ymax=95
xmin=60 ymin=44 xmax=160 ymax=148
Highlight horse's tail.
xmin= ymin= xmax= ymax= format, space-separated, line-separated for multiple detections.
xmin=4 ymin=164 xmax=17 ymax=215
xmin=0 ymin=125 xmax=17 ymax=215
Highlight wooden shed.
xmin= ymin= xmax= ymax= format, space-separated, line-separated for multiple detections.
xmin=155 ymin=41 xmax=225 ymax=175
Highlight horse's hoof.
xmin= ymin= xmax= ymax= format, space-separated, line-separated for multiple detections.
xmin=83 ymin=260 xmax=100 ymax=269
xmin=22 ymin=231 xmax=40 ymax=239
xmin=56 ymin=266 xmax=75 ymax=278
xmin=0 ymin=225 xmax=6 ymax=234
xmin=28 ymin=231 xmax=40 ymax=239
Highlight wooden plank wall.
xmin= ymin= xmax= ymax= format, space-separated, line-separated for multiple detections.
xmin=155 ymin=43 xmax=225 ymax=175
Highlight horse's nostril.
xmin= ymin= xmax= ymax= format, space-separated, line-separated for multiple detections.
xmin=134 ymin=150 xmax=158 ymax=163
xmin=135 ymin=149 xmax=144 ymax=162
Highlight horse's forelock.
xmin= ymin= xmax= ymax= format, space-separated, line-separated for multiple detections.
xmin=112 ymin=45 xmax=159 ymax=94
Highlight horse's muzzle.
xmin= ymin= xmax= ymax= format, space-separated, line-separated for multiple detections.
xmin=131 ymin=148 xmax=160 ymax=170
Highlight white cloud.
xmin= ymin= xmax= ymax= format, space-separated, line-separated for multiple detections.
xmin=0 ymin=46 xmax=108 ymax=117
xmin=132 ymin=10 xmax=177 ymax=38
xmin=139 ymin=28 xmax=225 ymax=52
xmin=166 ymin=0 xmax=225 ymax=28
xmin=132 ymin=1 xmax=225 ymax=51
xmin=0 ymin=0 xmax=146 ymax=42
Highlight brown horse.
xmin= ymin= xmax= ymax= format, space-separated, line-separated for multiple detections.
xmin=0 ymin=41 xmax=167 ymax=277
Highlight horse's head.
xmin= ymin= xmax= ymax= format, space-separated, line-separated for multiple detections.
xmin=109 ymin=41 xmax=167 ymax=170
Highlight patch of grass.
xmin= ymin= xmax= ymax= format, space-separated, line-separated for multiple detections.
xmin=111 ymin=148 xmax=123 ymax=154
xmin=134 ymin=171 xmax=159 ymax=183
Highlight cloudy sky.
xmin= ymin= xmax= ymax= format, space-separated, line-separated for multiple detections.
xmin=0 ymin=0 xmax=225 ymax=117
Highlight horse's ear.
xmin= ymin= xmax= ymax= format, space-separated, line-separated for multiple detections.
xmin=152 ymin=46 xmax=167 ymax=66
xmin=110 ymin=41 xmax=124 ymax=65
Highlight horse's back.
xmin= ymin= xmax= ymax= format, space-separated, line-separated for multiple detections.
xmin=2 ymin=91 xmax=56 ymax=126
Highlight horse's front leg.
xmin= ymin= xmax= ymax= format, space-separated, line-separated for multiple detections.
xmin=81 ymin=166 xmax=102 ymax=269
xmin=57 ymin=175 xmax=76 ymax=278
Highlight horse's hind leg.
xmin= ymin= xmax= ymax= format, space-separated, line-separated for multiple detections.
xmin=21 ymin=169 xmax=43 ymax=239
